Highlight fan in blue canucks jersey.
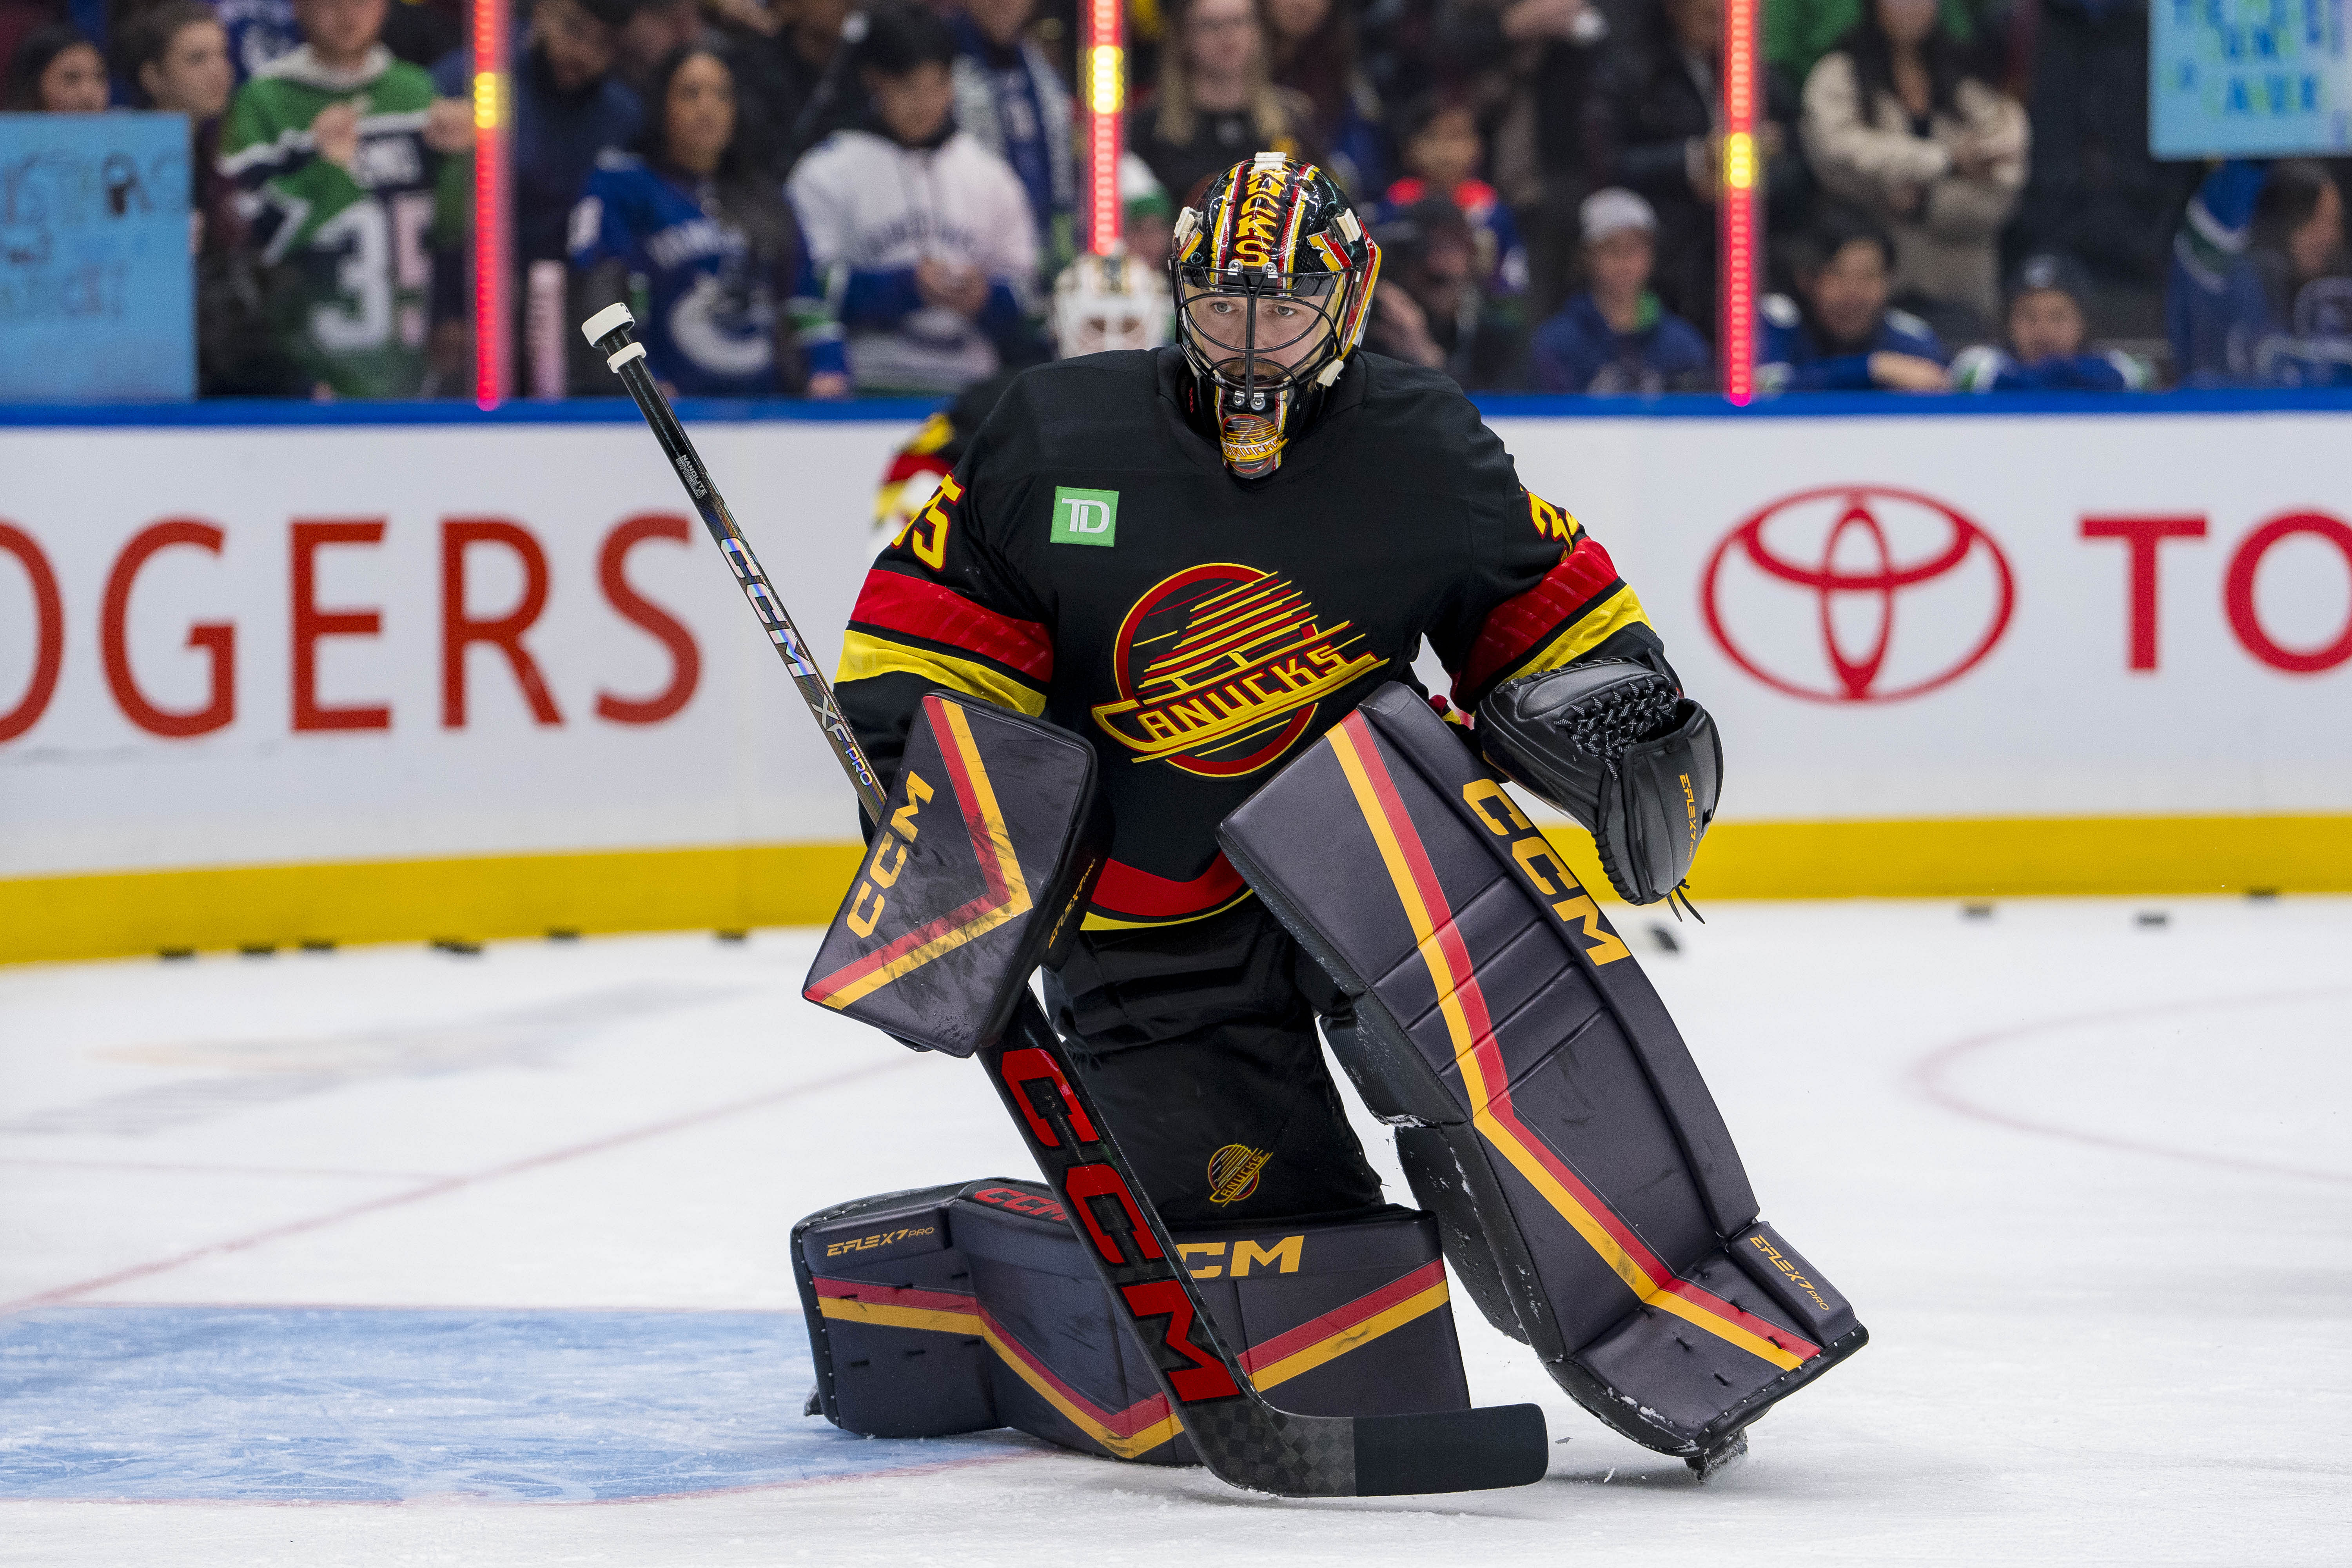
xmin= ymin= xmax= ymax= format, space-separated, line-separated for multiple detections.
xmin=1951 ymin=252 xmax=2151 ymax=393
xmin=570 ymin=43 xmax=846 ymax=396
xmin=1758 ymin=207 xmax=1949 ymax=394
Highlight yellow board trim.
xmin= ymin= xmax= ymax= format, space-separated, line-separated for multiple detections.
xmin=12 ymin=813 xmax=2351 ymax=967
xmin=836 ymin=631 xmax=1047 ymax=717
xmin=0 ymin=843 xmax=866 ymax=967
xmin=1543 ymin=811 xmax=2352 ymax=902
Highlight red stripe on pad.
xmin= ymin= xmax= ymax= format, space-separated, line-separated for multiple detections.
xmin=850 ymin=570 xmax=1054 ymax=682
xmin=1338 ymin=714 xmax=1817 ymax=1363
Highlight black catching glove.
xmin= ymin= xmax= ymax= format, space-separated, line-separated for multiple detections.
xmin=1476 ymin=660 xmax=1723 ymax=907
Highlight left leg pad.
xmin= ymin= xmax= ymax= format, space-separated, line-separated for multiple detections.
xmin=793 ymin=1181 xmax=1471 ymax=1464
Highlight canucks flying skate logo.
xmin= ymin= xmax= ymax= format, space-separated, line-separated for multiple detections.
xmin=1092 ymin=563 xmax=1384 ymax=777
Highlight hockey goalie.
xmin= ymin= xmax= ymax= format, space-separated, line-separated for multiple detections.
xmin=792 ymin=153 xmax=1865 ymax=1485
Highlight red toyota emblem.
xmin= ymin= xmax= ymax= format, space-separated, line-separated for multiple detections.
xmin=1701 ymin=485 xmax=2015 ymax=703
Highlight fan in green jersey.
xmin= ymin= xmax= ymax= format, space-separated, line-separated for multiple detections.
xmin=220 ymin=0 xmax=474 ymax=397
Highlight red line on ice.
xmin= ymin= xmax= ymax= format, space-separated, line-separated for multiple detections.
xmin=1911 ymin=985 xmax=2352 ymax=1187
xmin=2 ymin=1057 xmax=922 ymax=1312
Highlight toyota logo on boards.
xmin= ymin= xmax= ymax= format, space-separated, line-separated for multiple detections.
xmin=1701 ymin=485 xmax=2015 ymax=703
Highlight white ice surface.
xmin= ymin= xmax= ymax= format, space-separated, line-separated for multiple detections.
xmin=2 ymin=900 xmax=2347 ymax=1565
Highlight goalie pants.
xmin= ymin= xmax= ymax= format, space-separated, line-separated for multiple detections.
xmin=1043 ymin=900 xmax=1386 ymax=1227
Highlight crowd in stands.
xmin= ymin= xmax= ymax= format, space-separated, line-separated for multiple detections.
xmin=6 ymin=0 xmax=2352 ymax=399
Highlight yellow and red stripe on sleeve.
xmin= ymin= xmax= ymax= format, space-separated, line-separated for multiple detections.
xmin=1451 ymin=535 xmax=1652 ymax=710
xmin=836 ymin=569 xmax=1054 ymax=717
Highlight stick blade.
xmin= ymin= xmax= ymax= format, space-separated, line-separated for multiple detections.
xmin=1350 ymin=1403 xmax=1551 ymax=1496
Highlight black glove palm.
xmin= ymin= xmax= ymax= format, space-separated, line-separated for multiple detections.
xmin=1477 ymin=661 xmax=1723 ymax=907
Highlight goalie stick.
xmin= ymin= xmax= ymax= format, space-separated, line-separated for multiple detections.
xmin=583 ymin=303 xmax=1549 ymax=1497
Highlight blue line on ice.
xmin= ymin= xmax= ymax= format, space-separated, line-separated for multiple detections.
xmin=0 ymin=1306 xmax=1006 ymax=1502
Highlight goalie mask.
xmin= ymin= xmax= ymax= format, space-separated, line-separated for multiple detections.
xmin=1053 ymin=245 xmax=1174 ymax=356
xmin=1172 ymin=154 xmax=1381 ymax=479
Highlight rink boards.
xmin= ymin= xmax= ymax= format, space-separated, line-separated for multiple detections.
xmin=4 ymin=393 xmax=2351 ymax=960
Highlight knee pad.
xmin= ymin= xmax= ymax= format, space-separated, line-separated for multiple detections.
xmin=794 ymin=1181 xmax=1471 ymax=1464
xmin=1221 ymin=684 xmax=1866 ymax=1467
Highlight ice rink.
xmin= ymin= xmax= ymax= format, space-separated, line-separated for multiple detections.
xmin=2 ymin=897 xmax=2345 ymax=1566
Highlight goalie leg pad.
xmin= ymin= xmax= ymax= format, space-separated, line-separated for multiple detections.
xmin=1218 ymin=684 xmax=1864 ymax=1460
xmin=795 ymin=1181 xmax=1472 ymax=1465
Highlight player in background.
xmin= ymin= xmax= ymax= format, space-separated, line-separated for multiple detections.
xmin=220 ymin=0 xmax=473 ymax=398
xmin=571 ymin=42 xmax=847 ymax=397
xmin=1952 ymin=252 xmax=2152 ymax=392
xmin=834 ymin=155 xmax=1675 ymax=1226
xmin=786 ymin=3 xmax=1040 ymax=397
xmin=871 ymin=171 xmax=1174 ymax=542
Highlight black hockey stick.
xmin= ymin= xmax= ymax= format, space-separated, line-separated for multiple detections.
xmin=583 ymin=304 xmax=1548 ymax=1497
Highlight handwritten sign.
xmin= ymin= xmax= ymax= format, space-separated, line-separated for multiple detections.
xmin=2152 ymin=0 xmax=2352 ymax=159
xmin=0 ymin=113 xmax=195 ymax=401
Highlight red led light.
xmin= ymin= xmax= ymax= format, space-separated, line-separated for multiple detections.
xmin=1719 ymin=0 xmax=1757 ymax=406
xmin=1085 ymin=0 xmax=1122 ymax=253
xmin=473 ymin=0 xmax=511 ymax=409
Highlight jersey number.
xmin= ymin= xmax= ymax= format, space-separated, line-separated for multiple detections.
xmin=893 ymin=473 xmax=960 ymax=571
xmin=311 ymin=191 xmax=435 ymax=353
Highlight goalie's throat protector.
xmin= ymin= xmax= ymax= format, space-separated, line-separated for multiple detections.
xmin=1172 ymin=154 xmax=1381 ymax=480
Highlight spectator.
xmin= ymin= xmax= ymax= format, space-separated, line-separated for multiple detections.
xmin=572 ymin=42 xmax=840 ymax=396
xmin=2012 ymin=0 xmax=2197 ymax=338
xmin=1129 ymin=0 xmax=1321 ymax=207
xmin=614 ymin=0 xmax=700 ymax=96
xmin=1263 ymin=0 xmax=1381 ymax=193
xmin=1380 ymin=90 xmax=1526 ymax=295
xmin=951 ymin=0 xmax=1075 ymax=272
xmin=2170 ymin=160 xmax=2352 ymax=387
xmin=1428 ymin=0 xmax=1614 ymax=301
xmin=787 ymin=2 xmax=1038 ymax=394
xmin=1801 ymin=0 xmax=2027 ymax=335
xmin=118 ymin=2 xmax=299 ymax=394
xmin=1952 ymin=251 xmax=2151 ymax=391
xmin=211 ymin=0 xmax=302 ymax=83
xmin=1766 ymin=0 xmax=1989 ymax=85
xmin=1759 ymin=203 xmax=1949 ymax=391
xmin=721 ymin=0 xmax=863 ymax=179
xmin=1529 ymin=186 xmax=1710 ymax=393
xmin=434 ymin=0 xmax=642 ymax=395
xmin=1583 ymin=0 xmax=1804 ymax=338
xmin=220 ymin=0 xmax=474 ymax=397
xmin=1364 ymin=195 xmax=1528 ymax=388
xmin=5 ymin=22 xmax=105 ymax=107
xmin=1114 ymin=148 xmax=1176 ymax=267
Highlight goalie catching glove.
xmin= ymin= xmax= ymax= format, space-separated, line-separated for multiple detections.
xmin=1477 ymin=660 xmax=1723 ymax=906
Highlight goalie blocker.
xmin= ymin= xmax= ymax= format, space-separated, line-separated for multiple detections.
xmin=1218 ymin=684 xmax=1865 ymax=1471
xmin=796 ymin=1182 xmax=1472 ymax=1463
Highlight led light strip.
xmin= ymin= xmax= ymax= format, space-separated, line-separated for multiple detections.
xmin=1719 ymin=0 xmax=1758 ymax=405
xmin=1085 ymin=0 xmax=1122 ymax=252
xmin=472 ymin=0 xmax=511 ymax=408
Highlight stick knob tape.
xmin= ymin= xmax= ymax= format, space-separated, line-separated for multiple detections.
xmin=581 ymin=303 xmax=639 ymax=359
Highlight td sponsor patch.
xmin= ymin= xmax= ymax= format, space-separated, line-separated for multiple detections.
xmin=1051 ymin=486 xmax=1120 ymax=546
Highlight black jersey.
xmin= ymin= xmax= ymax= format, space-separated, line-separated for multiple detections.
xmin=835 ymin=347 xmax=1665 ymax=931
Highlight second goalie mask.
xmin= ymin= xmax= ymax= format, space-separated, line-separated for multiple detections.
xmin=1478 ymin=661 xmax=1724 ymax=906
xmin=1171 ymin=153 xmax=1381 ymax=479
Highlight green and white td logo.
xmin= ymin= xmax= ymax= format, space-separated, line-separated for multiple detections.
xmin=1051 ymin=486 xmax=1119 ymax=547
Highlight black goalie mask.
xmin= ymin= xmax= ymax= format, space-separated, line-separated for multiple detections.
xmin=1171 ymin=154 xmax=1381 ymax=479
